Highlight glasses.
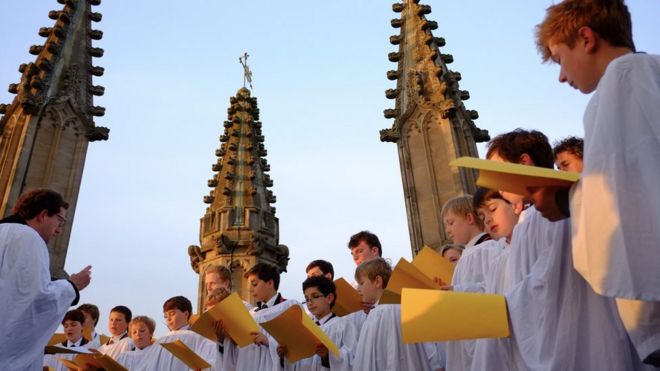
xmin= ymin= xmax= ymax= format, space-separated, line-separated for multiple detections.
xmin=304 ymin=293 xmax=326 ymax=304
xmin=55 ymin=214 xmax=67 ymax=227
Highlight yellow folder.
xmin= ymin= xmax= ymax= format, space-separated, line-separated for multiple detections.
xmin=413 ymin=245 xmax=455 ymax=285
xmin=450 ymin=157 xmax=579 ymax=195
xmin=331 ymin=278 xmax=363 ymax=317
xmin=58 ymin=353 xmax=128 ymax=371
xmin=401 ymin=288 xmax=509 ymax=343
xmin=386 ymin=258 xmax=441 ymax=296
xmin=261 ymin=305 xmax=340 ymax=362
xmin=190 ymin=292 xmax=260 ymax=347
xmin=47 ymin=333 xmax=66 ymax=346
xmin=378 ymin=289 xmax=402 ymax=304
xmin=45 ymin=345 xmax=94 ymax=355
xmin=160 ymin=339 xmax=212 ymax=370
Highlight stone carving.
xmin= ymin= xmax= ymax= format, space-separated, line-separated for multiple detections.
xmin=188 ymin=245 xmax=203 ymax=273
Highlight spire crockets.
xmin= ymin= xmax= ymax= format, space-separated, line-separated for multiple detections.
xmin=189 ymin=87 xmax=289 ymax=308
xmin=380 ymin=0 xmax=490 ymax=255
xmin=0 ymin=0 xmax=108 ymax=278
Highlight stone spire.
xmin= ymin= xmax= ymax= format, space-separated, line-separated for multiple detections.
xmin=380 ymin=0 xmax=489 ymax=256
xmin=188 ymin=87 xmax=289 ymax=309
xmin=0 ymin=0 xmax=109 ymax=278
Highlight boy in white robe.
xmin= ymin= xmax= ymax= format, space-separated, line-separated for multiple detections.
xmin=279 ymin=276 xmax=357 ymax=371
xmin=78 ymin=303 xmax=103 ymax=349
xmin=98 ymin=305 xmax=134 ymax=359
xmin=149 ymin=295 xmax=217 ymax=370
xmin=476 ymin=129 xmax=642 ymax=370
xmin=43 ymin=310 xmax=92 ymax=371
xmin=115 ymin=316 xmax=158 ymax=370
xmin=346 ymin=231 xmax=382 ymax=335
xmin=533 ymin=0 xmax=660 ymax=365
xmin=352 ymin=258 xmax=442 ymax=371
xmin=237 ymin=262 xmax=299 ymax=371
xmin=552 ymin=136 xmax=583 ymax=173
xmin=0 ymin=189 xmax=91 ymax=371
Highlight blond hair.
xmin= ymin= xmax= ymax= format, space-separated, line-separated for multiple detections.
xmin=440 ymin=195 xmax=485 ymax=230
xmin=535 ymin=0 xmax=634 ymax=62
xmin=354 ymin=257 xmax=392 ymax=288
xmin=130 ymin=316 xmax=156 ymax=335
xmin=204 ymin=263 xmax=233 ymax=290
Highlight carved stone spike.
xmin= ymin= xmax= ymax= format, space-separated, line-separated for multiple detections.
xmin=48 ymin=10 xmax=61 ymax=20
xmin=29 ymin=45 xmax=44 ymax=55
xmin=88 ymin=0 xmax=102 ymax=5
xmin=89 ymin=12 xmax=102 ymax=22
xmin=89 ymin=66 xmax=105 ymax=76
xmin=89 ymin=30 xmax=103 ymax=40
xmin=388 ymin=52 xmax=401 ymax=62
xmin=37 ymin=59 xmax=53 ymax=72
xmin=253 ymin=121 xmax=262 ymax=128
xmin=38 ymin=27 xmax=52 ymax=37
xmin=219 ymin=134 xmax=228 ymax=142
xmin=229 ymin=96 xmax=238 ymax=104
xmin=389 ymin=35 xmax=402 ymax=45
xmin=8 ymin=84 xmax=18 ymax=94
xmin=417 ymin=4 xmax=431 ymax=15
xmin=392 ymin=3 xmax=404 ymax=12
xmin=383 ymin=108 xmax=399 ymax=119
xmin=258 ymin=148 xmax=267 ymax=156
xmin=264 ymin=177 xmax=273 ymax=187
xmin=90 ymin=85 xmax=105 ymax=96
xmin=467 ymin=110 xmax=479 ymax=120
xmin=459 ymin=90 xmax=470 ymax=100
xmin=203 ymin=195 xmax=213 ymax=204
xmin=385 ymin=88 xmax=399 ymax=99
xmin=387 ymin=70 xmax=400 ymax=80
xmin=441 ymin=54 xmax=454 ymax=64
xmin=380 ymin=127 xmax=401 ymax=142
xmin=446 ymin=70 xmax=461 ymax=82
xmin=88 ymin=47 xmax=104 ymax=58
xmin=223 ymin=120 xmax=232 ymax=128
xmin=0 ymin=104 xmax=8 ymax=114
xmin=89 ymin=106 xmax=105 ymax=116
xmin=211 ymin=163 xmax=221 ymax=171
xmin=391 ymin=18 xmax=403 ymax=28
xmin=421 ymin=20 xmax=438 ymax=31
xmin=18 ymin=64 xmax=28 ymax=73
xmin=216 ymin=148 xmax=225 ymax=157
xmin=256 ymin=135 xmax=265 ymax=142
xmin=434 ymin=37 xmax=446 ymax=47
xmin=86 ymin=125 xmax=110 ymax=141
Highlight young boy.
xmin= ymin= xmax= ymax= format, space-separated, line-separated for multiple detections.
xmin=441 ymin=195 xmax=489 ymax=247
xmin=352 ymin=258 xmax=441 ymax=371
xmin=236 ymin=262 xmax=298 ymax=371
xmin=305 ymin=259 xmax=335 ymax=280
xmin=115 ymin=316 xmax=157 ymax=370
xmin=43 ymin=310 xmax=90 ymax=371
xmin=279 ymin=276 xmax=357 ymax=371
xmin=471 ymin=129 xmax=639 ymax=370
xmin=77 ymin=303 xmax=101 ymax=348
xmin=440 ymin=244 xmax=464 ymax=263
xmin=534 ymin=1 xmax=660 ymax=365
xmin=153 ymin=296 xmax=217 ymax=369
xmin=99 ymin=305 xmax=133 ymax=359
xmin=552 ymin=136 xmax=583 ymax=172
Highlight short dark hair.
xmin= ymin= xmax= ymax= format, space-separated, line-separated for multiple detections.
xmin=473 ymin=187 xmax=509 ymax=210
xmin=77 ymin=303 xmax=100 ymax=326
xmin=245 ymin=262 xmax=280 ymax=290
xmin=302 ymin=275 xmax=337 ymax=308
xmin=110 ymin=305 xmax=132 ymax=323
xmin=347 ymin=231 xmax=382 ymax=256
xmin=163 ymin=296 xmax=193 ymax=318
xmin=62 ymin=309 xmax=85 ymax=325
xmin=12 ymin=188 xmax=69 ymax=220
xmin=486 ymin=129 xmax=554 ymax=169
xmin=305 ymin=260 xmax=334 ymax=279
xmin=553 ymin=136 xmax=584 ymax=160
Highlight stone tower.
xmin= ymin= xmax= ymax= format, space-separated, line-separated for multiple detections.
xmin=0 ymin=0 xmax=109 ymax=278
xmin=380 ymin=0 xmax=489 ymax=256
xmin=188 ymin=87 xmax=289 ymax=310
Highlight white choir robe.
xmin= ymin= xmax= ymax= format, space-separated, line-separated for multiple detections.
xmin=571 ymin=52 xmax=660 ymax=360
xmin=353 ymin=304 xmax=441 ymax=371
xmin=114 ymin=344 xmax=159 ymax=370
xmin=235 ymin=300 xmax=299 ymax=371
xmin=98 ymin=336 xmax=134 ymax=360
xmin=0 ymin=224 xmax=77 ymax=371
xmin=476 ymin=208 xmax=642 ymax=370
xmin=343 ymin=309 xmax=367 ymax=338
xmin=43 ymin=342 xmax=93 ymax=371
xmin=142 ymin=329 xmax=218 ymax=370
xmin=295 ymin=314 xmax=358 ymax=371
xmin=86 ymin=330 xmax=102 ymax=349
xmin=447 ymin=238 xmax=506 ymax=371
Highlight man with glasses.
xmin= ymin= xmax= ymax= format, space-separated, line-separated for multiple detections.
xmin=0 ymin=188 xmax=92 ymax=371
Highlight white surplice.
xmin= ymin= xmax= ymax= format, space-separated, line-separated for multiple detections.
xmin=295 ymin=313 xmax=357 ymax=371
xmin=146 ymin=329 xmax=218 ymax=370
xmin=0 ymin=223 xmax=77 ymax=371
xmin=476 ymin=208 xmax=641 ymax=370
xmin=353 ymin=304 xmax=441 ymax=371
xmin=571 ymin=52 xmax=660 ymax=360
xmin=236 ymin=299 xmax=299 ymax=371
xmin=98 ymin=336 xmax=133 ymax=360
xmin=115 ymin=344 xmax=159 ymax=371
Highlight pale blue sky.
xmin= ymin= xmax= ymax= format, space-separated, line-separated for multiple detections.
xmin=1 ymin=1 xmax=658 ymax=336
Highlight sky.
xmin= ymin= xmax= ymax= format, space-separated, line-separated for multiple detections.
xmin=1 ymin=1 xmax=658 ymax=337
